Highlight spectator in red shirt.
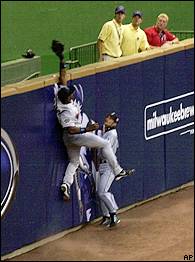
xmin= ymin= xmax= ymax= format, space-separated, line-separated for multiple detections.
xmin=144 ymin=13 xmax=179 ymax=48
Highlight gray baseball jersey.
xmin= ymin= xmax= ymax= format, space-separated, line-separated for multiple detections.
xmin=56 ymin=99 xmax=82 ymax=129
xmin=101 ymin=128 xmax=119 ymax=156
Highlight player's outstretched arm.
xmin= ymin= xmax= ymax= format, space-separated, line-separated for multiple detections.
xmin=51 ymin=40 xmax=68 ymax=85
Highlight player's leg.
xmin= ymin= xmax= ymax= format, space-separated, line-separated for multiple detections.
xmin=99 ymin=200 xmax=110 ymax=225
xmin=108 ymin=192 xmax=120 ymax=227
xmin=61 ymin=145 xmax=80 ymax=200
xmin=74 ymin=132 xmax=135 ymax=180
xmin=96 ymin=166 xmax=110 ymax=225
xmin=111 ymin=193 xmax=118 ymax=211
xmin=70 ymin=132 xmax=123 ymax=175
xmin=97 ymin=165 xmax=120 ymax=227
xmin=98 ymin=166 xmax=116 ymax=213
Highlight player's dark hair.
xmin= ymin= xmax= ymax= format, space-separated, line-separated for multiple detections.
xmin=57 ymin=85 xmax=75 ymax=104
xmin=57 ymin=88 xmax=69 ymax=104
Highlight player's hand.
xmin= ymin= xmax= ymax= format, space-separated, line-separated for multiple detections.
xmin=86 ymin=123 xmax=99 ymax=132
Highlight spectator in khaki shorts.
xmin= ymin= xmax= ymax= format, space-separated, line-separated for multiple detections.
xmin=144 ymin=13 xmax=179 ymax=48
xmin=97 ymin=6 xmax=126 ymax=61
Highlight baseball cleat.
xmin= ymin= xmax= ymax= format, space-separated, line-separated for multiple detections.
xmin=99 ymin=216 xmax=110 ymax=226
xmin=108 ymin=215 xmax=120 ymax=228
xmin=115 ymin=168 xmax=136 ymax=181
xmin=61 ymin=183 xmax=70 ymax=201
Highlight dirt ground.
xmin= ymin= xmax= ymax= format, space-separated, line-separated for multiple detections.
xmin=7 ymin=186 xmax=194 ymax=261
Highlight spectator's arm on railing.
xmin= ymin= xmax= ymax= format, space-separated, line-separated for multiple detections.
xmin=161 ymin=37 xmax=180 ymax=48
xmin=171 ymin=37 xmax=179 ymax=44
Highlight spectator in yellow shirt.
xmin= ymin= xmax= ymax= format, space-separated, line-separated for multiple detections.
xmin=97 ymin=6 xmax=126 ymax=61
xmin=121 ymin=10 xmax=150 ymax=56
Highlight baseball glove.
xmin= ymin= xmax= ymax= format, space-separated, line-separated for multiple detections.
xmin=51 ymin=40 xmax=64 ymax=60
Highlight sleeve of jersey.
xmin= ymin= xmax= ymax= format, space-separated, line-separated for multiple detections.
xmin=166 ymin=31 xmax=176 ymax=41
xmin=98 ymin=22 xmax=111 ymax=42
xmin=140 ymin=32 xmax=150 ymax=50
xmin=58 ymin=110 xmax=76 ymax=128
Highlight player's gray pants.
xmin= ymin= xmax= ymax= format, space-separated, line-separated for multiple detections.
xmin=62 ymin=132 xmax=123 ymax=186
xmin=97 ymin=163 xmax=118 ymax=216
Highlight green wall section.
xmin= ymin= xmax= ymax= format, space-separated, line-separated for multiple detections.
xmin=1 ymin=1 xmax=194 ymax=75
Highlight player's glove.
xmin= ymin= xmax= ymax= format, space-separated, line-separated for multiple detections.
xmin=51 ymin=40 xmax=64 ymax=60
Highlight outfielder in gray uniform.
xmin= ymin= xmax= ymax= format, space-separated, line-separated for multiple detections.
xmin=97 ymin=112 xmax=134 ymax=227
xmin=51 ymin=40 xmax=135 ymax=201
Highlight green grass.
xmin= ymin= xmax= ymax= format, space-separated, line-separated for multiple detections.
xmin=1 ymin=1 xmax=194 ymax=75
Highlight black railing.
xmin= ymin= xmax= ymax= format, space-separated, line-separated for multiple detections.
xmin=68 ymin=41 xmax=98 ymax=69
xmin=172 ymin=30 xmax=194 ymax=40
xmin=67 ymin=31 xmax=194 ymax=68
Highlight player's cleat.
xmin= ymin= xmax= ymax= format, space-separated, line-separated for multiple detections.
xmin=61 ymin=183 xmax=70 ymax=201
xmin=108 ymin=215 xmax=120 ymax=228
xmin=99 ymin=216 xmax=110 ymax=226
xmin=115 ymin=168 xmax=136 ymax=181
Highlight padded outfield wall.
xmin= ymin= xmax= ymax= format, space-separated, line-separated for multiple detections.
xmin=1 ymin=39 xmax=194 ymax=257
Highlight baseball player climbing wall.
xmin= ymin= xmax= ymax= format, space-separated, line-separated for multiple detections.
xmin=62 ymin=83 xmax=97 ymax=224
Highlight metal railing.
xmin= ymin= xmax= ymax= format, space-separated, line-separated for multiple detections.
xmin=172 ymin=30 xmax=194 ymax=40
xmin=68 ymin=31 xmax=194 ymax=69
xmin=68 ymin=41 xmax=98 ymax=68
